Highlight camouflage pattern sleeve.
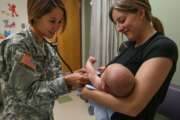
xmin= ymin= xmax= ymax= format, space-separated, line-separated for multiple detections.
xmin=5 ymin=43 xmax=69 ymax=100
xmin=1 ymin=41 xmax=69 ymax=120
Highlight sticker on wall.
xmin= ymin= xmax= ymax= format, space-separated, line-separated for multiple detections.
xmin=0 ymin=0 xmax=27 ymax=39
xmin=4 ymin=30 xmax=12 ymax=37
xmin=8 ymin=3 xmax=19 ymax=17
xmin=0 ymin=10 xmax=11 ymax=17
xmin=21 ymin=23 xmax=26 ymax=30
xmin=0 ymin=33 xmax=6 ymax=40
xmin=3 ymin=19 xmax=16 ymax=29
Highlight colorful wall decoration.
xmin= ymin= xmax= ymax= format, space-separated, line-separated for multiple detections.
xmin=0 ymin=0 xmax=27 ymax=40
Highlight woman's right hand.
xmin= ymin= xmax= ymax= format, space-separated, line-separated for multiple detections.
xmin=64 ymin=68 xmax=89 ymax=90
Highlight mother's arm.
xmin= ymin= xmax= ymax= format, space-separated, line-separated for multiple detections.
xmin=81 ymin=57 xmax=173 ymax=117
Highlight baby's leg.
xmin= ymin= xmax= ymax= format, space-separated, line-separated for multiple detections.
xmin=93 ymin=103 xmax=111 ymax=120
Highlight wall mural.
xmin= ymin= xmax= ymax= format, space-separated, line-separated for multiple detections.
xmin=0 ymin=0 xmax=27 ymax=40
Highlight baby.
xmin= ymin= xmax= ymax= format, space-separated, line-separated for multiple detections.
xmin=85 ymin=56 xmax=135 ymax=120
xmin=86 ymin=56 xmax=135 ymax=97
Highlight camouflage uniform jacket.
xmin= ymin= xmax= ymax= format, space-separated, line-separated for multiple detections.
xmin=0 ymin=27 xmax=69 ymax=120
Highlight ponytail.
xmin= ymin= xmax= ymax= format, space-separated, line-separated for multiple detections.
xmin=151 ymin=16 xmax=165 ymax=35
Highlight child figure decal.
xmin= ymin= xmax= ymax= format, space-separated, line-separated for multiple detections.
xmin=8 ymin=3 xmax=19 ymax=17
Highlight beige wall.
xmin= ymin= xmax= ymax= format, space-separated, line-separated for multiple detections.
xmin=150 ymin=0 xmax=180 ymax=85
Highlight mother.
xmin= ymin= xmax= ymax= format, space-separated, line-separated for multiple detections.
xmin=81 ymin=0 xmax=178 ymax=120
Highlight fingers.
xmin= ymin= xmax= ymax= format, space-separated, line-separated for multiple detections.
xmin=65 ymin=73 xmax=89 ymax=90
xmin=80 ymin=78 xmax=89 ymax=85
xmin=74 ymin=68 xmax=87 ymax=73
xmin=89 ymin=56 xmax=96 ymax=64
xmin=71 ymin=79 xmax=88 ymax=90
xmin=97 ymin=66 xmax=106 ymax=73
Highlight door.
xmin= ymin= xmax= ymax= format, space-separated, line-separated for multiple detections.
xmin=57 ymin=0 xmax=81 ymax=72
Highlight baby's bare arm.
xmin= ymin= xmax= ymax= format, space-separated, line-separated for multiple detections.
xmin=85 ymin=56 xmax=104 ymax=90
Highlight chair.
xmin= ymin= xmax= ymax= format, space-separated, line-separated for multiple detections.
xmin=157 ymin=84 xmax=180 ymax=120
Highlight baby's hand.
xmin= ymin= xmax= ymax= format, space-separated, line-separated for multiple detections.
xmin=88 ymin=56 xmax=96 ymax=64
xmin=97 ymin=66 xmax=106 ymax=74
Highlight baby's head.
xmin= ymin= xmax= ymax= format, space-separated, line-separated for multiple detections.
xmin=101 ymin=64 xmax=135 ymax=97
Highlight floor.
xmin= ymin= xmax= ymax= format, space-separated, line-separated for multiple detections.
xmin=53 ymin=91 xmax=95 ymax=120
xmin=53 ymin=91 xmax=169 ymax=120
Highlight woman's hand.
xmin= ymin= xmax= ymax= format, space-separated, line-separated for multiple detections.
xmin=64 ymin=69 xmax=89 ymax=90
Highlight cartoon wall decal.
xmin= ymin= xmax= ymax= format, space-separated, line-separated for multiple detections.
xmin=4 ymin=30 xmax=12 ymax=37
xmin=1 ymin=10 xmax=9 ymax=16
xmin=3 ymin=19 xmax=16 ymax=29
xmin=21 ymin=23 xmax=26 ymax=30
xmin=0 ymin=0 xmax=27 ymax=39
xmin=8 ymin=3 xmax=19 ymax=17
xmin=0 ymin=33 xmax=5 ymax=40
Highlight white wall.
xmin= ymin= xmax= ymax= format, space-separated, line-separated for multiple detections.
xmin=0 ymin=0 xmax=27 ymax=37
xmin=150 ymin=0 xmax=180 ymax=85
